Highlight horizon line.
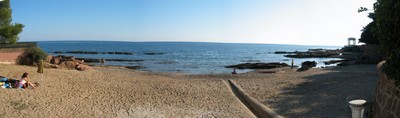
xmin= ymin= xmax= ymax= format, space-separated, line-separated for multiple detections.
xmin=21 ymin=40 xmax=344 ymax=47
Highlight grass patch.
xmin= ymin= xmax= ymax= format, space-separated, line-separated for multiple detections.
xmin=10 ymin=100 xmax=28 ymax=110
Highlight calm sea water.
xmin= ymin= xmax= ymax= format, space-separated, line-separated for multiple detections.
xmin=38 ymin=41 xmax=342 ymax=74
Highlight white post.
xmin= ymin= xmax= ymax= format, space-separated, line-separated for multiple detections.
xmin=348 ymin=99 xmax=366 ymax=118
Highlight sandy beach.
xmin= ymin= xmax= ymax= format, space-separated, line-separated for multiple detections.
xmin=0 ymin=64 xmax=378 ymax=117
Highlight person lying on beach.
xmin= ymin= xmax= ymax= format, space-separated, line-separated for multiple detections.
xmin=18 ymin=73 xmax=36 ymax=89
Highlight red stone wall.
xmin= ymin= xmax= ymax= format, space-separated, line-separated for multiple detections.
xmin=0 ymin=48 xmax=26 ymax=64
xmin=373 ymin=61 xmax=400 ymax=118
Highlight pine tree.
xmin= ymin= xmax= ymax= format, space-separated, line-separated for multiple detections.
xmin=0 ymin=0 xmax=24 ymax=44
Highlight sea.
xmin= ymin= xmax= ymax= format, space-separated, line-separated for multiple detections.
xmin=38 ymin=41 xmax=342 ymax=74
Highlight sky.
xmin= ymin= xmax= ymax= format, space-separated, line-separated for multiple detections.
xmin=10 ymin=0 xmax=376 ymax=46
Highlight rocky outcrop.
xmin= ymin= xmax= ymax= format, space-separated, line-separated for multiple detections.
xmin=274 ymin=51 xmax=296 ymax=54
xmin=45 ymin=55 xmax=92 ymax=71
xmin=225 ymin=62 xmax=289 ymax=69
xmin=282 ymin=49 xmax=341 ymax=58
xmin=297 ymin=61 xmax=317 ymax=72
xmin=144 ymin=52 xmax=165 ymax=55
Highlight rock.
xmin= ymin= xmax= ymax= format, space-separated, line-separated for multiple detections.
xmin=144 ymin=52 xmax=165 ymax=55
xmin=114 ymin=52 xmax=134 ymax=55
xmin=43 ymin=55 xmax=94 ymax=71
xmin=225 ymin=62 xmax=289 ymax=69
xmin=53 ymin=51 xmax=133 ymax=55
xmin=46 ymin=55 xmax=53 ymax=63
xmin=59 ymin=61 xmax=78 ymax=70
xmin=297 ymin=61 xmax=317 ymax=72
xmin=50 ymin=57 xmax=61 ymax=65
xmin=61 ymin=56 xmax=75 ymax=62
xmin=76 ymin=64 xmax=93 ymax=71
xmin=274 ymin=51 xmax=295 ymax=54
xmin=44 ymin=62 xmax=60 ymax=68
xmin=66 ymin=51 xmax=99 ymax=54
xmin=283 ymin=49 xmax=341 ymax=58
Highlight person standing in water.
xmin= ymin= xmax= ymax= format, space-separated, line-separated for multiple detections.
xmin=232 ymin=68 xmax=237 ymax=74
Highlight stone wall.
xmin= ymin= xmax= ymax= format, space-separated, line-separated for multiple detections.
xmin=0 ymin=48 xmax=27 ymax=64
xmin=373 ymin=61 xmax=400 ymax=118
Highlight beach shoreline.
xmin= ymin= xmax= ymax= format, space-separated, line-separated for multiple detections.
xmin=0 ymin=63 xmax=378 ymax=117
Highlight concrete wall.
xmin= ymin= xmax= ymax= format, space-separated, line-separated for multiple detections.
xmin=373 ymin=61 xmax=400 ymax=118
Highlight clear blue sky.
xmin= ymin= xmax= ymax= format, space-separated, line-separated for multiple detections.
xmin=10 ymin=0 xmax=375 ymax=46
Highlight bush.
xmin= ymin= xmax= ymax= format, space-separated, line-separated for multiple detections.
xmin=374 ymin=0 xmax=400 ymax=85
xmin=19 ymin=47 xmax=47 ymax=65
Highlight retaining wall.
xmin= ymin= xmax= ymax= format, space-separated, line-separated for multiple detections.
xmin=0 ymin=48 xmax=26 ymax=64
xmin=373 ymin=61 xmax=400 ymax=118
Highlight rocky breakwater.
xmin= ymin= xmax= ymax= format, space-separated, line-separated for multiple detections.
xmin=275 ymin=49 xmax=341 ymax=58
xmin=297 ymin=61 xmax=317 ymax=72
xmin=54 ymin=51 xmax=134 ymax=55
xmin=225 ymin=62 xmax=289 ymax=69
xmin=45 ymin=55 xmax=92 ymax=71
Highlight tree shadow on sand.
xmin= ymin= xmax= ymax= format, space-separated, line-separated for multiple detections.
xmin=265 ymin=65 xmax=378 ymax=118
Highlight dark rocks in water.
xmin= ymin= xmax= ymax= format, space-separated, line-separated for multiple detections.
xmin=144 ymin=52 xmax=165 ymax=55
xmin=67 ymin=51 xmax=99 ymax=54
xmin=125 ymin=66 xmax=144 ymax=69
xmin=54 ymin=51 xmax=63 ymax=54
xmin=225 ymin=62 xmax=289 ymax=69
xmin=53 ymin=51 xmax=133 ymax=55
xmin=297 ymin=61 xmax=317 ymax=72
xmin=283 ymin=49 xmax=341 ymax=58
xmin=105 ymin=52 xmax=134 ymax=55
xmin=284 ymin=53 xmax=339 ymax=58
xmin=274 ymin=51 xmax=295 ymax=54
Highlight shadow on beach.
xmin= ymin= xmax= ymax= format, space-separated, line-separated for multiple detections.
xmin=267 ymin=65 xmax=378 ymax=118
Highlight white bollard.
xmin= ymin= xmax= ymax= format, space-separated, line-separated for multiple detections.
xmin=348 ymin=99 xmax=367 ymax=118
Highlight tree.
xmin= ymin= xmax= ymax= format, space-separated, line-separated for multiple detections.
xmin=374 ymin=0 xmax=400 ymax=84
xmin=359 ymin=13 xmax=379 ymax=45
xmin=0 ymin=0 xmax=24 ymax=44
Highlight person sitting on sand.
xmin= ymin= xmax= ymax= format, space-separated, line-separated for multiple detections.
xmin=18 ymin=73 xmax=36 ymax=89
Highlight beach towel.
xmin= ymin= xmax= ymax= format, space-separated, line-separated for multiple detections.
xmin=0 ymin=76 xmax=8 ymax=82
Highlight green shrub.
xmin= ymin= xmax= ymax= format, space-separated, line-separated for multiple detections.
xmin=19 ymin=47 xmax=47 ymax=65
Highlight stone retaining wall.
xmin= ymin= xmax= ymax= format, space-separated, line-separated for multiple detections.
xmin=373 ymin=61 xmax=400 ymax=118
xmin=0 ymin=48 xmax=26 ymax=64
